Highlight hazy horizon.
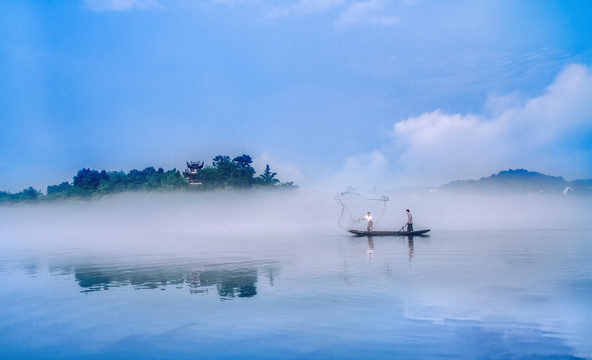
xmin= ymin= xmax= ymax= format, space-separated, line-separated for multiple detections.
xmin=3 ymin=164 xmax=591 ymax=198
xmin=2 ymin=191 xmax=590 ymax=243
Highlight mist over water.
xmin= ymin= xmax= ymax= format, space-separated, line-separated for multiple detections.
xmin=379 ymin=191 xmax=591 ymax=232
xmin=1 ymin=189 xmax=591 ymax=359
xmin=2 ymin=189 xmax=589 ymax=247
xmin=1 ymin=191 xmax=336 ymax=252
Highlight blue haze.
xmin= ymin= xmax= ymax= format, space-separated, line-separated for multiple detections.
xmin=1 ymin=1 xmax=592 ymax=192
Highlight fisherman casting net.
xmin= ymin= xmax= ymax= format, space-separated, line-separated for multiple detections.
xmin=334 ymin=192 xmax=389 ymax=230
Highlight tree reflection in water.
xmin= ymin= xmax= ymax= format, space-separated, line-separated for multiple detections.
xmin=72 ymin=261 xmax=275 ymax=299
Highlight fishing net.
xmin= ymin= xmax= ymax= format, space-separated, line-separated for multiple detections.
xmin=334 ymin=192 xmax=389 ymax=230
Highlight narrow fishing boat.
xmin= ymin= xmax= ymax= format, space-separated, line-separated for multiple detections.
xmin=348 ymin=229 xmax=431 ymax=236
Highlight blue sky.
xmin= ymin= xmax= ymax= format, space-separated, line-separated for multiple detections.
xmin=1 ymin=0 xmax=591 ymax=192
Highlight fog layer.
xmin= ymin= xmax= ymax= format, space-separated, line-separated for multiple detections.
xmin=1 ymin=190 xmax=590 ymax=252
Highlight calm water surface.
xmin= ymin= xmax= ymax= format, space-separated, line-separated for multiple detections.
xmin=1 ymin=221 xmax=591 ymax=359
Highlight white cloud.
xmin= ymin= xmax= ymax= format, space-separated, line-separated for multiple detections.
xmin=389 ymin=64 xmax=592 ymax=185
xmin=516 ymin=64 xmax=592 ymax=143
xmin=335 ymin=0 xmax=399 ymax=30
xmin=267 ymin=0 xmax=345 ymax=19
xmin=85 ymin=0 xmax=163 ymax=12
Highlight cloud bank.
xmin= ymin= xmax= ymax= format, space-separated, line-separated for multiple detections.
xmin=330 ymin=64 xmax=592 ymax=190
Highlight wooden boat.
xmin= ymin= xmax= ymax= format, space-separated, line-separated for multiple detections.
xmin=348 ymin=229 xmax=430 ymax=237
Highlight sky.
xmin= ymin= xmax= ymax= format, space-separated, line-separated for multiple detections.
xmin=1 ymin=0 xmax=591 ymax=193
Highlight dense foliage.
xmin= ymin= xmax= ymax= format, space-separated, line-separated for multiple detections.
xmin=193 ymin=155 xmax=292 ymax=190
xmin=0 ymin=154 xmax=297 ymax=203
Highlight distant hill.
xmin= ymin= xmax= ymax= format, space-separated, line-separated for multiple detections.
xmin=439 ymin=169 xmax=592 ymax=196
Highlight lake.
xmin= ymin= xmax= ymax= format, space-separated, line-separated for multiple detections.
xmin=1 ymin=193 xmax=591 ymax=359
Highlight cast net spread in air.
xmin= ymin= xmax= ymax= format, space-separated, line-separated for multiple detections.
xmin=334 ymin=192 xmax=389 ymax=230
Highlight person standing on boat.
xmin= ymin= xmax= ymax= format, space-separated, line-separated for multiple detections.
xmin=406 ymin=209 xmax=413 ymax=232
xmin=360 ymin=212 xmax=373 ymax=232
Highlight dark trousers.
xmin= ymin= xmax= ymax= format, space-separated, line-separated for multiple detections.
xmin=407 ymin=223 xmax=413 ymax=232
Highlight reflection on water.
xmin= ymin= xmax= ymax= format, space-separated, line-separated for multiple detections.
xmin=1 ymin=230 xmax=591 ymax=360
xmin=366 ymin=235 xmax=426 ymax=261
xmin=71 ymin=262 xmax=263 ymax=298
xmin=366 ymin=236 xmax=374 ymax=258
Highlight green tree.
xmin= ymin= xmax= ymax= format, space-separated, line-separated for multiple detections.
xmin=14 ymin=187 xmax=42 ymax=201
xmin=0 ymin=191 xmax=12 ymax=202
xmin=232 ymin=154 xmax=253 ymax=168
xmin=106 ymin=171 xmax=128 ymax=193
xmin=257 ymin=164 xmax=279 ymax=186
xmin=212 ymin=155 xmax=233 ymax=180
xmin=47 ymin=181 xmax=74 ymax=198
xmin=73 ymin=169 xmax=109 ymax=194
xmin=228 ymin=154 xmax=255 ymax=188
xmin=161 ymin=169 xmax=187 ymax=190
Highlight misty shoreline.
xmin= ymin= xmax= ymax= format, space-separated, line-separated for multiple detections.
xmin=1 ymin=189 xmax=590 ymax=242
xmin=3 ymin=167 xmax=591 ymax=206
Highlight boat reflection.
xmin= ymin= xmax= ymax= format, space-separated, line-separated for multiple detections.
xmin=359 ymin=234 xmax=429 ymax=261
xmin=408 ymin=236 xmax=414 ymax=261
xmin=367 ymin=236 xmax=374 ymax=259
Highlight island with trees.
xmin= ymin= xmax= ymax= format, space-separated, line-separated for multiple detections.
xmin=0 ymin=154 xmax=297 ymax=203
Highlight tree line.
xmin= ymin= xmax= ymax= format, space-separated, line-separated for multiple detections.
xmin=0 ymin=154 xmax=297 ymax=203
